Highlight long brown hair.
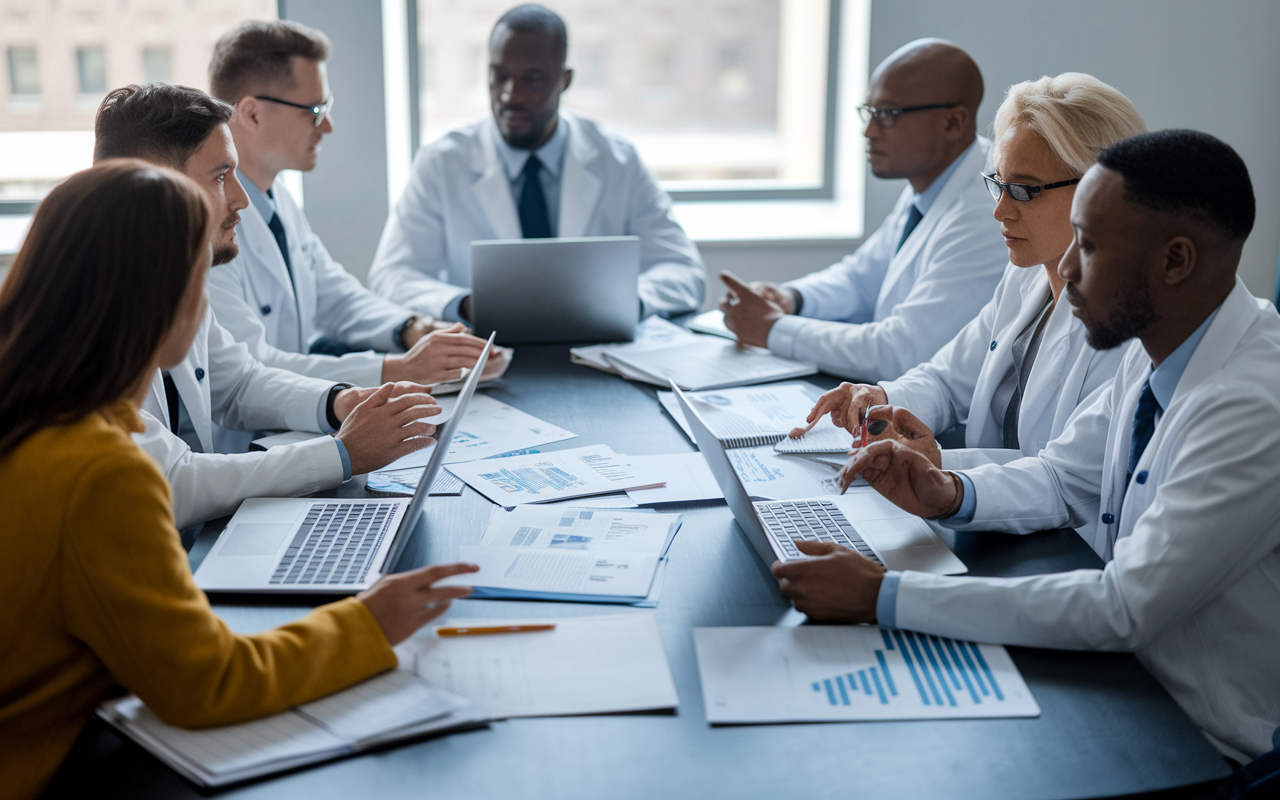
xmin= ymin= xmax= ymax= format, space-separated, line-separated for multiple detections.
xmin=0 ymin=159 xmax=213 ymax=458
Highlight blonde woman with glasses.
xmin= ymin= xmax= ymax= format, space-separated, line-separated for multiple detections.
xmin=796 ymin=73 xmax=1146 ymax=483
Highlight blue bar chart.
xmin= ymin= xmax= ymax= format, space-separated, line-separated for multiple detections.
xmin=694 ymin=626 xmax=1039 ymax=723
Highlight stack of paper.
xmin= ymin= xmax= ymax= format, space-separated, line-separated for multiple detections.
xmin=96 ymin=671 xmax=487 ymax=787
xmin=446 ymin=444 xmax=662 ymax=506
xmin=693 ymin=626 xmax=1040 ymax=723
xmin=397 ymin=614 xmax=678 ymax=718
xmin=438 ymin=505 xmax=681 ymax=604
xmin=624 ymin=453 xmax=724 ymax=504
xmin=570 ymin=316 xmax=701 ymax=380
xmin=658 ymin=382 xmax=830 ymax=447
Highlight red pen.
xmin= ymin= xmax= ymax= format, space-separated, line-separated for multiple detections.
xmin=860 ymin=416 xmax=868 ymax=448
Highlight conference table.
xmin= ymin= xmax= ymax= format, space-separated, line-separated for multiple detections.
xmin=47 ymin=344 xmax=1232 ymax=800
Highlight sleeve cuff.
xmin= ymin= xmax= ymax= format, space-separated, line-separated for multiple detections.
xmin=765 ymin=313 xmax=805 ymax=358
xmin=940 ymin=472 xmax=978 ymax=526
xmin=333 ymin=438 xmax=353 ymax=482
xmin=443 ymin=293 xmax=469 ymax=324
xmin=317 ymin=390 xmax=336 ymax=434
xmin=876 ymin=571 xmax=902 ymax=628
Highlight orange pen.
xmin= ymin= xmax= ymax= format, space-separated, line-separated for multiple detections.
xmin=436 ymin=624 xmax=556 ymax=637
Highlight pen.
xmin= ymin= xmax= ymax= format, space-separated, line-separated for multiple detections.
xmin=860 ymin=417 xmax=868 ymax=449
xmin=436 ymin=624 xmax=557 ymax=637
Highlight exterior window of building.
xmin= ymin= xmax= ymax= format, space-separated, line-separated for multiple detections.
xmin=7 ymin=46 xmax=40 ymax=99
xmin=76 ymin=46 xmax=108 ymax=97
xmin=0 ymin=0 xmax=276 ymax=202
xmin=143 ymin=47 xmax=173 ymax=84
xmin=416 ymin=0 xmax=841 ymax=199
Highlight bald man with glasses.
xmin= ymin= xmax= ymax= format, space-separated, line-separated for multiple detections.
xmin=719 ymin=39 xmax=1007 ymax=383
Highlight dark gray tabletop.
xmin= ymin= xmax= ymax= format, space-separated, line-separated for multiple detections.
xmin=46 ymin=345 xmax=1231 ymax=800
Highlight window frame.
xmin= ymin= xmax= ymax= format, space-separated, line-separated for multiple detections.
xmin=406 ymin=0 xmax=845 ymax=204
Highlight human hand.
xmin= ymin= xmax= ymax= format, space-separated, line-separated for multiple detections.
xmin=789 ymin=382 xmax=888 ymax=438
xmin=383 ymin=323 xmax=494 ymax=384
xmin=334 ymin=382 xmax=441 ymax=475
xmin=838 ymin=439 xmax=962 ymax=518
xmin=771 ymin=541 xmax=885 ymax=623
xmin=856 ymin=405 xmax=942 ymax=469
xmin=398 ymin=316 xmax=439 ymax=348
xmin=356 ymin=562 xmax=479 ymax=646
xmin=718 ymin=271 xmax=785 ymax=348
xmin=748 ymin=280 xmax=799 ymax=315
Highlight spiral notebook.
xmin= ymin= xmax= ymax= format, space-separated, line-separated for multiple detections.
xmin=657 ymin=382 xmax=848 ymax=450
xmin=96 ymin=670 xmax=487 ymax=788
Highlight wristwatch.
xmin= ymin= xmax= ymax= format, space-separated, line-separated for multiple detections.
xmin=325 ymin=382 xmax=355 ymax=430
xmin=395 ymin=315 xmax=420 ymax=350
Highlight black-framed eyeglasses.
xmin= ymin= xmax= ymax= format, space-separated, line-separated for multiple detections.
xmin=254 ymin=94 xmax=335 ymax=127
xmin=857 ymin=103 xmax=959 ymax=128
xmin=981 ymin=171 xmax=1080 ymax=202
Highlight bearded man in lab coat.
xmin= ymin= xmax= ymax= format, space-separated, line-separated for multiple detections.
xmin=367 ymin=3 xmax=705 ymax=323
xmin=772 ymin=129 xmax=1280 ymax=764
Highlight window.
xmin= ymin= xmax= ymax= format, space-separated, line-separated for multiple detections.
xmin=76 ymin=46 xmax=107 ymax=97
xmin=415 ymin=0 xmax=841 ymax=200
xmin=0 ymin=0 xmax=276 ymax=203
xmin=143 ymin=47 xmax=173 ymax=84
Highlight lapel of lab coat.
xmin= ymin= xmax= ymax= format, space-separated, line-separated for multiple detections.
xmin=1103 ymin=278 xmax=1258 ymax=559
xmin=1016 ymin=272 xmax=1076 ymax=446
xmin=557 ymin=114 xmax=602 ymax=239
xmin=239 ymin=199 xmax=304 ymax=352
xmin=162 ymin=308 xmax=215 ymax=453
xmin=966 ymin=266 xmax=1046 ymax=447
xmin=876 ymin=141 xmax=988 ymax=311
xmin=471 ymin=123 xmax=523 ymax=240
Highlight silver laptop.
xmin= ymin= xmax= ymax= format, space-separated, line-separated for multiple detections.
xmin=470 ymin=236 xmax=639 ymax=345
xmin=672 ymin=383 xmax=966 ymax=575
xmin=194 ymin=334 xmax=496 ymax=594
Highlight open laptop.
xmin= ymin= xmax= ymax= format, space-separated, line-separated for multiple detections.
xmin=672 ymin=383 xmax=967 ymax=575
xmin=193 ymin=334 xmax=496 ymax=594
xmin=470 ymin=236 xmax=639 ymax=345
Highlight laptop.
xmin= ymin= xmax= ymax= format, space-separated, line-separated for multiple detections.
xmin=193 ymin=334 xmax=496 ymax=594
xmin=672 ymin=383 xmax=967 ymax=575
xmin=470 ymin=236 xmax=639 ymax=345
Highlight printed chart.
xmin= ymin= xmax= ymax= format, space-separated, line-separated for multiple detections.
xmin=694 ymin=625 xmax=1039 ymax=723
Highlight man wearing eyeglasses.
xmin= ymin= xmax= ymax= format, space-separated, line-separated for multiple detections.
xmin=207 ymin=20 xmax=508 ymax=454
xmin=719 ymin=39 xmax=1007 ymax=383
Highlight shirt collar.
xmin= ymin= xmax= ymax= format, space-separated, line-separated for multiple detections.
xmin=238 ymin=169 xmax=276 ymax=223
xmin=494 ymin=114 xmax=569 ymax=183
xmin=913 ymin=138 xmax=976 ymax=217
xmin=1148 ymin=304 xmax=1221 ymax=410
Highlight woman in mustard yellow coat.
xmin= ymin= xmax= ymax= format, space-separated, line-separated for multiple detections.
xmin=0 ymin=160 xmax=476 ymax=799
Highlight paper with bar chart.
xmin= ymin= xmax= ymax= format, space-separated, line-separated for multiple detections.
xmin=694 ymin=626 xmax=1039 ymax=723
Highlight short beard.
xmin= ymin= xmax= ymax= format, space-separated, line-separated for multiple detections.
xmin=212 ymin=242 xmax=239 ymax=266
xmin=1081 ymin=275 xmax=1158 ymax=351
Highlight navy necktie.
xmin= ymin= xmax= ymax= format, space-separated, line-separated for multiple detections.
xmin=1128 ymin=380 xmax=1161 ymax=479
xmin=266 ymin=211 xmax=295 ymax=284
xmin=518 ymin=155 xmax=552 ymax=239
xmin=896 ymin=203 xmax=923 ymax=253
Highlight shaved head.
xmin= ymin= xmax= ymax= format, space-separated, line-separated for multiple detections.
xmin=873 ymin=38 xmax=983 ymax=123
xmin=863 ymin=39 xmax=983 ymax=188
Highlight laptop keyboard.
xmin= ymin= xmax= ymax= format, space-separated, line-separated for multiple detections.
xmin=756 ymin=499 xmax=884 ymax=566
xmin=269 ymin=502 xmax=398 ymax=585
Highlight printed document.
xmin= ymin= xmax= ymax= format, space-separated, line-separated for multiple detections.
xmin=397 ymin=614 xmax=678 ymax=718
xmin=625 ymin=453 xmax=724 ymax=504
xmin=728 ymin=446 xmax=850 ymax=499
xmin=657 ymin=382 xmax=824 ymax=445
xmin=377 ymin=394 xmax=576 ymax=472
xmin=603 ymin=337 xmax=817 ymax=391
xmin=694 ymin=626 xmax=1040 ymax=723
xmin=446 ymin=444 xmax=662 ymax=506
xmin=571 ymin=316 xmax=701 ymax=380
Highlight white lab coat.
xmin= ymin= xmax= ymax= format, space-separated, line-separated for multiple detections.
xmin=880 ymin=262 xmax=1124 ymax=471
xmin=767 ymin=141 xmax=1007 ymax=381
xmin=367 ymin=112 xmax=706 ymax=319
xmin=894 ymin=278 xmax=1280 ymax=762
xmin=210 ymin=176 xmax=412 ymax=387
xmin=133 ymin=307 xmax=346 ymax=529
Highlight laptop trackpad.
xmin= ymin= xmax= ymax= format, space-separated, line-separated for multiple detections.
xmin=859 ymin=517 xmax=934 ymax=549
xmin=219 ymin=523 xmax=291 ymax=556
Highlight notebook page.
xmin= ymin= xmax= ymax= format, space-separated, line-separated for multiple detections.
xmin=296 ymin=670 xmax=467 ymax=743
xmin=773 ymin=417 xmax=854 ymax=454
xmin=110 ymin=696 xmax=346 ymax=780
